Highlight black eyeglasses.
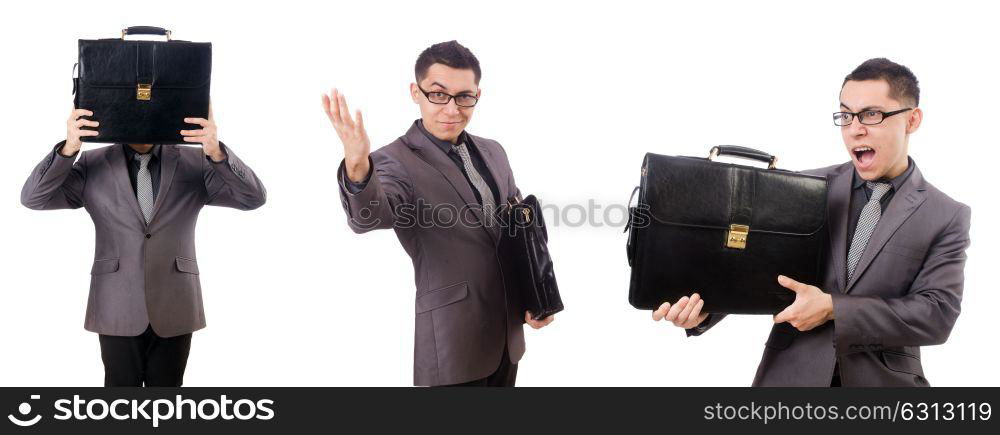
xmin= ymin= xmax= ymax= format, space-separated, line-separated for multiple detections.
xmin=833 ymin=108 xmax=912 ymax=126
xmin=417 ymin=85 xmax=479 ymax=107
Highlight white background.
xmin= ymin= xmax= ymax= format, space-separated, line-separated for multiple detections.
xmin=0 ymin=0 xmax=996 ymax=387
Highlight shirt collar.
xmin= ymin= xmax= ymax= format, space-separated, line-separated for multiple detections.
xmin=852 ymin=156 xmax=915 ymax=193
xmin=416 ymin=120 xmax=470 ymax=155
xmin=122 ymin=144 xmax=162 ymax=162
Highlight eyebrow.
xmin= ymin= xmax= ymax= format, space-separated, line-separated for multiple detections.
xmin=429 ymin=81 xmax=476 ymax=95
xmin=839 ymin=103 xmax=884 ymax=112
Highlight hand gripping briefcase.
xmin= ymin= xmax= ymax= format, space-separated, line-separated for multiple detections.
xmin=74 ymin=26 xmax=211 ymax=144
xmin=498 ymin=195 xmax=564 ymax=321
xmin=626 ymin=146 xmax=829 ymax=314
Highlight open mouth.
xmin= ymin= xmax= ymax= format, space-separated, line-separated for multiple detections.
xmin=852 ymin=146 xmax=876 ymax=169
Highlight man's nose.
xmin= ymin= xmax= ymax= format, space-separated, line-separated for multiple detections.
xmin=848 ymin=117 xmax=867 ymax=137
xmin=443 ymin=98 xmax=461 ymax=115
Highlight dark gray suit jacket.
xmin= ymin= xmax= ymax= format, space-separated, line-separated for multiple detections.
xmin=692 ymin=160 xmax=971 ymax=387
xmin=21 ymin=143 xmax=266 ymax=338
xmin=337 ymin=123 xmax=524 ymax=386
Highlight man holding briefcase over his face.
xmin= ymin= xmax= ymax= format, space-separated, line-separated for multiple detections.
xmin=654 ymin=58 xmax=971 ymax=387
xmin=322 ymin=41 xmax=554 ymax=387
xmin=20 ymin=106 xmax=267 ymax=386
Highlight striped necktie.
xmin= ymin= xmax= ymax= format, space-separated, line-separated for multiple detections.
xmin=135 ymin=153 xmax=154 ymax=224
xmin=453 ymin=142 xmax=495 ymax=225
xmin=846 ymin=181 xmax=892 ymax=281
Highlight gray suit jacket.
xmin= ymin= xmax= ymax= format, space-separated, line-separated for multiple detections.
xmin=337 ymin=122 xmax=524 ymax=386
xmin=21 ymin=143 xmax=266 ymax=338
xmin=692 ymin=160 xmax=971 ymax=387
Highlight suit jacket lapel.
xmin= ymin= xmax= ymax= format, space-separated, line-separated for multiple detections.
xmin=826 ymin=165 xmax=852 ymax=293
xmin=845 ymin=164 xmax=928 ymax=292
xmin=149 ymin=145 xmax=179 ymax=224
xmin=402 ymin=123 xmax=498 ymax=243
xmin=107 ymin=145 xmax=146 ymax=225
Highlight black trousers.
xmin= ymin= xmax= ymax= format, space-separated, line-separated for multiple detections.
xmin=98 ymin=325 xmax=192 ymax=387
xmin=442 ymin=347 xmax=518 ymax=387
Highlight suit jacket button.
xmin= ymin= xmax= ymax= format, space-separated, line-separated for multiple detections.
xmin=145 ymin=233 xmax=152 ymax=239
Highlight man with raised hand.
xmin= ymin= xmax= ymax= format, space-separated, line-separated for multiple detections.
xmin=323 ymin=41 xmax=554 ymax=387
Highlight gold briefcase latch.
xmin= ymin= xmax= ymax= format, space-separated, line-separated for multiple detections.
xmin=726 ymin=224 xmax=749 ymax=249
xmin=137 ymin=84 xmax=152 ymax=101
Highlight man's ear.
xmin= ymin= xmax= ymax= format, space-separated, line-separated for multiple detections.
xmin=477 ymin=88 xmax=483 ymax=99
xmin=410 ymin=83 xmax=420 ymax=104
xmin=906 ymin=107 xmax=923 ymax=134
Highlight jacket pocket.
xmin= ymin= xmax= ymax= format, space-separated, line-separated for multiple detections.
xmin=91 ymin=258 xmax=120 ymax=275
xmin=879 ymin=350 xmax=924 ymax=376
xmin=175 ymin=257 xmax=200 ymax=275
xmin=415 ymin=281 xmax=469 ymax=314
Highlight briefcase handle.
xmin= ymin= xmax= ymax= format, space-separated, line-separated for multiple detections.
xmin=709 ymin=145 xmax=778 ymax=169
xmin=121 ymin=26 xmax=172 ymax=41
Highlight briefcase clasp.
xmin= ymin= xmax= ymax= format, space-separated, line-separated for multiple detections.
xmin=136 ymin=84 xmax=152 ymax=101
xmin=726 ymin=224 xmax=749 ymax=249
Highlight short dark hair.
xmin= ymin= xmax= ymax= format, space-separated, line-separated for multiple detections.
xmin=842 ymin=58 xmax=920 ymax=107
xmin=415 ymin=40 xmax=482 ymax=85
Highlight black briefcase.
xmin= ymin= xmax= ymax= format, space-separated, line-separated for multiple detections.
xmin=626 ymin=146 xmax=829 ymax=314
xmin=74 ymin=26 xmax=211 ymax=145
xmin=498 ymin=195 xmax=564 ymax=321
